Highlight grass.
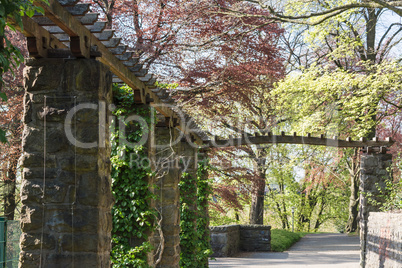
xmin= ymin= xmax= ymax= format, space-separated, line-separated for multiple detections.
xmin=270 ymin=229 xmax=309 ymax=252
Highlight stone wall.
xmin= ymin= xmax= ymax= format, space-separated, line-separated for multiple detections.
xmin=20 ymin=58 xmax=113 ymax=267
xmin=365 ymin=212 xmax=402 ymax=268
xmin=210 ymin=224 xmax=271 ymax=257
xmin=210 ymin=225 xmax=240 ymax=257
xmin=240 ymin=225 xmax=271 ymax=252
xmin=359 ymin=153 xmax=393 ymax=268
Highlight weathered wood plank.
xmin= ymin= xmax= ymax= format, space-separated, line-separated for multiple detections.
xmin=93 ymin=29 xmax=114 ymax=41
xmin=65 ymin=4 xmax=90 ymax=16
xmin=57 ymin=0 xmax=79 ymax=6
xmin=202 ymin=135 xmax=394 ymax=148
xmin=79 ymin=13 xmax=99 ymax=25
xmin=133 ymin=68 xmax=148 ymax=77
xmin=102 ymin=38 xmax=121 ymax=48
xmin=44 ymin=25 xmax=64 ymax=34
xmin=145 ymin=78 xmax=157 ymax=86
xmin=33 ymin=13 xmax=99 ymax=26
xmin=116 ymin=52 xmax=133 ymax=61
xmin=138 ymin=74 xmax=153 ymax=82
xmin=122 ymin=58 xmax=139 ymax=66
xmin=109 ymin=45 xmax=126 ymax=55
xmin=129 ymin=64 xmax=143 ymax=72
xmin=53 ymin=33 xmax=70 ymax=42
xmin=8 ymin=16 xmax=67 ymax=58
xmin=85 ymin=22 xmax=107 ymax=33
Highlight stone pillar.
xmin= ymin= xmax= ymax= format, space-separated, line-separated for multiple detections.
xmin=359 ymin=152 xmax=392 ymax=268
xmin=19 ymin=58 xmax=113 ymax=267
xmin=149 ymin=123 xmax=181 ymax=268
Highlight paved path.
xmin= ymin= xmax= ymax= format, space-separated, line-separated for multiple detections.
xmin=208 ymin=233 xmax=360 ymax=268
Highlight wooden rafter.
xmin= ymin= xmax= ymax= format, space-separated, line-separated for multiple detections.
xmin=21 ymin=0 xmax=205 ymax=144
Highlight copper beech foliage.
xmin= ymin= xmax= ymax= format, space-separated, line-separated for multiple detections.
xmin=82 ymin=1 xmax=285 ymax=224
xmin=0 ymin=30 xmax=26 ymax=219
xmin=84 ymin=0 xmax=284 ymax=102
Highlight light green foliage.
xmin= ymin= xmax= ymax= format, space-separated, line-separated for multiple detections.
xmin=285 ymin=0 xmax=362 ymax=53
xmin=110 ymin=84 xmax=156 ymax=267
xmin=179 ymin=160 xmax=212 ymax=267
xmin=368 ymin=155 xmax=402 ymax=212
xmin=272 ymin=60 xmax=402 ymax=138
xmin=265 ymin=145 xmax=349 ymax=232
xmin=375 ymin=179 xmax=402 ymax=212
xmin=208 ymin=209 xmax=237 ymax=226
xmin=155 ymin=81 xmax=178 ymax=90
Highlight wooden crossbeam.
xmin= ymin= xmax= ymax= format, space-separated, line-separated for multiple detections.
xmin=29 ymin=0 xmax=204 ymax=145
xmin=8 ymin=16 xmax=68 ymax=58
xmin=202 ymin=134 xmax=394 ymax=148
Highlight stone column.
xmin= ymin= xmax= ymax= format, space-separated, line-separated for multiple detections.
xmin=359 ymin=151 xmax=392 ymax=268
xmin=19 ymin=58 xmax=113 ymax=267
xmin=149 ymin=122 xmax=181 ymax=268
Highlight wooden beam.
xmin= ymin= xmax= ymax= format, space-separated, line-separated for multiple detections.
xmin=202 ymin=135 xmax=394 ymax=148
xmin=32 ymin=0 xmax=204 ymax=145
xmin=8 ymin=16 xmax=67 ymax=58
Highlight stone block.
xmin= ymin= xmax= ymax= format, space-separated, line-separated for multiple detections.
xmin=61 ymin=233 xmax=100 ymax=252
xmin=20 ymin=153 xmax=57 ymax=168
xmin=24 ymin=59 xmax=64 ymax=92
xmin=20 ymin=204 xmax=44 ymax=232
xmin=59 ymin=154 xmax=99 ymax=172
xmin=22 ymin=168 xmax=60 ymax=181
xmin=19 ymin=252 xmax=41 ymax=268
xmin=20 ymin=233 xmax=56 ymax=251
xmin=45 ymin=207 xmax=101 ymax=234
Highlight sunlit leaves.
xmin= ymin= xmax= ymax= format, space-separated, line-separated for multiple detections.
xmin=272 ymin=60 xmax=402 ymax=138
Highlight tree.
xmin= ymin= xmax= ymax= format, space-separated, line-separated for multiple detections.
xmin=0 ymin=0 xmax=47 ymax=143
xmin=272 ymin=59 xmax=402 ymax=231
xmin=263 ymin=144 xmax=349 ymax=232
xmin=208 ymin=1 xmax=402 ymax=24
xmin=87 ymin=0 xmax=285 ymax=224
xmin=0 ymin=29 xmax=26 ymax=220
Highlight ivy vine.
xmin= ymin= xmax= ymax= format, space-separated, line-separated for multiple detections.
xmin=179 ymin=157 xmax=212 ymax=267
xmin=110 ymin=84 xmax=156 ymax=267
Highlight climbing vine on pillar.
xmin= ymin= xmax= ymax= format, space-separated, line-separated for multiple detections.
xmin=195 ymin=159 xmax=212 ymax=266
xmin=110 ymin=84 xmax=156 ymax=267
xmin=179 ymin=157 xmax=212 ymax=267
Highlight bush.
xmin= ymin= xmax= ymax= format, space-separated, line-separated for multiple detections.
xmin=270 ymin=229 xmax=307 ymax=252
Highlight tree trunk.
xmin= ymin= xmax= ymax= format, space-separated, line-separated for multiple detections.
xmin=313 ymin=196 xmax=325 ymax=232
xmin=249 ymin=177 xmax=265 ymax=224
xmin=345 ymin=170 xmax=360 ymax=233
xmin=345 ymin=149 xmax=360 ymax=233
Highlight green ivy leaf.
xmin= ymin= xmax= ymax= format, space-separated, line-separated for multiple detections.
xmin=0 ymin=129 xmax=7 ymax=143
xmin=0 ymin=92 xmax=7 ymax=102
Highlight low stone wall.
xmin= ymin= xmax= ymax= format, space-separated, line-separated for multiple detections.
xmin=365 ymin=212 xmax=402 ymax=268
xmin=210 ymin=225 xmax=271 ymax=257
xmin=240 ymin=225 xmax=271 ymax=252
xmin=210 ymin=225 xmax=240 ymax=257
